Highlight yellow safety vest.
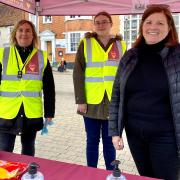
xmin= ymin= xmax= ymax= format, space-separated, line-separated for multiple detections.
xmin=0 ymin=46 xmax=47 ymax=119
xmin=83 ymin=37 xmax=126 ymax=104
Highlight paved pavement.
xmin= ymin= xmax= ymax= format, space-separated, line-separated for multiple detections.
xmin=14 ymin=69 xmax=138 ymax=175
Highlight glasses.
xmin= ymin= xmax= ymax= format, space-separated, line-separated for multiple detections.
xmin=94 ymin=21 xmax=111 ymax=26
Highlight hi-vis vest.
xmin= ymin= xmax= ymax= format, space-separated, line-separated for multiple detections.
xmin=83 ymin=37 xmax=126 ymax=104
xmin=0 ymin=46 xmax=47 ymax=119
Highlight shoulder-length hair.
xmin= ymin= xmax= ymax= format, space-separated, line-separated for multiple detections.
xmin=134 ymin=4 xmax=179 ymax=48
xmin=94 ymin=11 xmax=113 ymax=23
xmin=10 ymin=20 xmax=38 ymax=48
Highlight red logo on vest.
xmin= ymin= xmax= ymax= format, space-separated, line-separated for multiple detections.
xmin=108 ymin=42 xmax=120 ymax=61
xmin=25 ymin=53 xmax=39 ymax=74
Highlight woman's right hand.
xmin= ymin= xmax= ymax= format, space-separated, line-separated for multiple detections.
xmin=77 ymin=104 xmax=87 ymax=114
xmin=112 ymin=136 xmax=124 ymax=150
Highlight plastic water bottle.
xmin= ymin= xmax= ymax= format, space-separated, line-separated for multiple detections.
xmin=106 ymin=160 xmax=127 ymax=180
xmin=21 ymin=162 xmax=44 ymax=180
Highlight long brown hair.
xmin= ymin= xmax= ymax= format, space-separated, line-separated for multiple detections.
xmin=10 ymin=20 xmax=38 ymax=48
xmin=134 ymin=4 xmax=179 ymax=48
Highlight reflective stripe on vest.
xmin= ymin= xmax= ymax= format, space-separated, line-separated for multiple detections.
xmin=84 ymin=38 xmax=125 ymax=104
xmin=2 ymin=47 xmax=44 ymax=81
xmin=86 ymin=38 xmax=122 ymax=64
xmin=0 ymin=91 xmax=42 ymax=97
xmin=85 ymin=76 xmax=115 ymax=82
xmin=85 ymin=38 xmax=122 ymax=82
xmin=2 ymin=47 xmax=44 ymax=98
xmin=0 ymin=46 xmax=46 ymax=118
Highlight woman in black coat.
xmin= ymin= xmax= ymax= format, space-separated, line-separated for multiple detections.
xmin=109 ymin=5 xmax=180 ymax=180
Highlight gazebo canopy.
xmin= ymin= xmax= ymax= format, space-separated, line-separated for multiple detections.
xmin=0 ymin=0 xmax=180 ymax=16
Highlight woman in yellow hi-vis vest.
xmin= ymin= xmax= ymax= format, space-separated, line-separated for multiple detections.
xmin=73 ymin=11 xmax=126 ymax=170
xmin=0 ymin=20 xmax=55 ymax=156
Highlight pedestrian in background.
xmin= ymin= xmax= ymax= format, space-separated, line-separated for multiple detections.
xmin=109 ymin=4 xmax=180 ymax=180
xmin=58 ymin=57 xmax=67 ymax=72
xmin=73 ymin=11 xmax=126 ymax=170
xmin=0 ymin=20 xmax=55 ymax=156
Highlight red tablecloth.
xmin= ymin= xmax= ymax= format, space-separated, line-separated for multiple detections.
xmin=0 ymin=151 xmax=160 ymax=180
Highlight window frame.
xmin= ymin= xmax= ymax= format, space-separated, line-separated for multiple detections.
xmin=43 ymin=16 xmax=52 ymax=24
xmin=65 ymin=16 xmax=92 ymax=21
xmin=66 ymin=31 xmax=87 ymax=53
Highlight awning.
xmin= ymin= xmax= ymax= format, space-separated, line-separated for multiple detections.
xmin=0 ymin=0 xmax=180 ymax=16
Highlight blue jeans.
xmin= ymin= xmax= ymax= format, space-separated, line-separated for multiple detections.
xmin=83 ymin=116 xmax=116 ymax=170
xmin=0 ymin=131 xmax=37 ymax=156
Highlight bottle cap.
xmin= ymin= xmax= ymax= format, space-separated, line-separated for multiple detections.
xmin=28 ymin=162 xmax=40 ymax=175
xmin=111 ymin=160 xmax=121 ymax=177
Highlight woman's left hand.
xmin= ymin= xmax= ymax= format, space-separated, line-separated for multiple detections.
xmin=112 ymin=136 xmax=124 ymax=150
xmin=46 ymin=117 xmax=53 ymax=122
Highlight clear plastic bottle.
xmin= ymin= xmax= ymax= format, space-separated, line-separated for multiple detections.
xmin=21 ymin=162 xmax=44 ymax=180
xmin=106 ymin=160 xmax=127 ymax=180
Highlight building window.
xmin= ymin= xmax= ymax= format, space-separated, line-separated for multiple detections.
xmin=70 ymin=15 xmax=81 ymax=18
xmin=29 ymin=14 xmax=36 ymax=27
xmin=43 ymin=16 xmax=52 ymax=24
xmin=9 ymin=26 xmax=14 ymax=33
xmin=0 ymin=26 xmax=14 ymax=47
xmin=70 ymin=33 xmax=81 ymax=52
xmin=132 ymin=30 xmax=137 ymax=41
xmin=65 ymin=16 xmax=92 ymax=21
xmin=173 ymin=14 xmax=179 ymax=35
xmin=121 ymin=15 xmax=141 ymax=49
xmin=132 ymin=20 xmax=137 ymax=29
xmin=66 ymin=32 xmax=87 ymax=53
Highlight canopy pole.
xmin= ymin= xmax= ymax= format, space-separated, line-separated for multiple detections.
xmin=124 ymin=16 xmax=129 ymax=48
xmin=35 ymin=0 xmax=41 ymax=37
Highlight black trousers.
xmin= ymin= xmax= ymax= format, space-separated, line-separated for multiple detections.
xmin=125 ymin=117 xmax=180 ymax=180
xmin=0 ymin=131 xmax=37 ymax=156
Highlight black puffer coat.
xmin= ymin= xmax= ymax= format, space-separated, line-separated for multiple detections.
xmin=108 ymin=44 xmax=180 ymax=157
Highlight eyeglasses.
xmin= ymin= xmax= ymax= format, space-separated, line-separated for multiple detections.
xmin=94 ymin=21 xmax=111 ymax=26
